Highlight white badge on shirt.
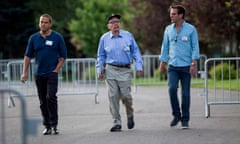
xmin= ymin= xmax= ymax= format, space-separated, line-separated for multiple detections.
xmin=124 ymin=46 xmax=130 ymax=51
xmin=181 ymin=36 xmax=188 ymax=41
xmin=45 ymin=40 xmax=53 ymax=46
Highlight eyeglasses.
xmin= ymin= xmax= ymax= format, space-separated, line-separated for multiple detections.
xmin=108 ymin=20 xmax=120 ymax=24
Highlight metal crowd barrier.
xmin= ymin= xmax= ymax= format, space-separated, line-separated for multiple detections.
xmin=3 ymin=58 xmax=99 ymax=104
xmin=59 ymin=58 xmax=99 ymax=103
xmin=6 ymin=60 xmax=37 ymax=97
xmin=133 ymin=54 xmax=207 ymax=92
xmin=204 ymin=57 xmax=240 ymax=117
xmin=0 ymin=59 xmax=17 ymax=82
xmin=1 ymin=55 xmax=207 ymax=102
xmin=0 ymin=89 xmax=28 ymax=144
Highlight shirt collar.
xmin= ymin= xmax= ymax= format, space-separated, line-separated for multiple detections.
xmin=110 ymin=30 xmax=123 ymax=38
xmin=173 ymin=21 xmax=186 ymax=28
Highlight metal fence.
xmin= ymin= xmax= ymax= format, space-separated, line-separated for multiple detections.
xmin=59 ymin=58 xmax=99 ymax=103
xmin=0 ymin=59 xmax=16 ymax=82
xmin=2 ymin=55 xmax=240 ymax=118
xmin=1 ymin=55 xmax=207 ymax=102
xmin=204 ymin=57 xmax=240 ymax=117
xmin=0 ymin=89 xmax=28 ymax=144
xmin=133 ymin=54 xmax=207 ymax=91
xmin=2 ymin=58 xmax=99 ymax=104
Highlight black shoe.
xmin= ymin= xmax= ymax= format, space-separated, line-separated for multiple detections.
xmin=127 ymin=116 xmax=135 ymax=129
xmin=42 ymin=127 xmax=52 ymax=135
xmin=110 ymin=125 xmax=122 ymax=132
xmin=52 ymin=127 xmax=59 ymax=135
xmin=181 ymin=120 xmax=189 ymax=129
xmin=170 ymin=117 xmax=181 ymax=127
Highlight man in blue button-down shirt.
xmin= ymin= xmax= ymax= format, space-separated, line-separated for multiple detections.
xmin=159 ymin=5 xmax=200 ymax=129
xmin=96 ymin=14 xmax=143 ymax=132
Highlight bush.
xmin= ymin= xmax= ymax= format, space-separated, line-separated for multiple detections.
xmin=209 ymin=63 xmax=236 ymax=80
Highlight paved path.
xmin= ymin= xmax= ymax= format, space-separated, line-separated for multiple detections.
xmin=2 ymin=86 xmax=240 ymax=144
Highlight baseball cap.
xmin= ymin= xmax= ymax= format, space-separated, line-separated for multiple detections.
xmin=106 ymin=14 xmax=121 ymax=24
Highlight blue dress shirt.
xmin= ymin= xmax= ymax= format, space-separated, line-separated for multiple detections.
xmin=96 ymin=30 xmax=143 ymax=74
xmin=159 ymin=21 xmax=200 ymax=66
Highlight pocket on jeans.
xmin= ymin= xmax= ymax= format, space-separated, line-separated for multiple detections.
xmin=50 ymin=72 xmax=58 ymax=79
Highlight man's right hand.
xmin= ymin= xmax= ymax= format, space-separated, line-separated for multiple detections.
xmin=20 ymin=73 xmax=27 ymax=83
xmin=98 ymin=73 xmax=104 ymax=80
xmin=159 ymin=62 xmax=167 ymax=74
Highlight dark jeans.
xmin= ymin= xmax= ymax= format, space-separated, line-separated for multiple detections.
xmin=35 ymin=72 xmax=58 ymax=128
xmin=168 ymin=65 xmax=191 ymax=122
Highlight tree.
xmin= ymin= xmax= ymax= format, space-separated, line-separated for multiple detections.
xmin=0 ymin=0 xmax=36 ymax=59
xmin=182 ymin=0 xmax=240 ymax=57
xmin=68 ymin=0 xmax=129 ymax=57
xmin=129 ymin=0 xmax=240 ymax=57
xmin=129 ymin=0 xmax=183 ymax=54
xmin=25 ymin=0 xmax=78 ymax=58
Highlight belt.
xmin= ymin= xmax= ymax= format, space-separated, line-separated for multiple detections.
xmin=108 ymin=64 xmax=131 ymax=68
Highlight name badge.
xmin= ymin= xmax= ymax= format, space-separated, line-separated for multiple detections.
xmin=124 ymin=46 xmax=130 ymax=51
xmin=181 ymin=36 xmax=188 ymax=41
xmin=45 ymin=40 xmax=53 ymax=46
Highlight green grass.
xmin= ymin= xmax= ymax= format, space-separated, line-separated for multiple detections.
xmin=190 ymin=79 xmax=240 ymax=91
xmin=134 ymin=78 xmax=240 ymax=91
xmin=204 ymin=79 xmax=239 ymax=91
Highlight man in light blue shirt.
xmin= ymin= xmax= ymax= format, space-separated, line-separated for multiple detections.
xmin=159 ymin=5 xmax=200 ymax=129
xmin=96 ymin=14 xmax=143 ymax=132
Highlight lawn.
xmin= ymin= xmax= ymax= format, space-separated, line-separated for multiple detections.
xmin=134 ymin=78 xmax=240 ymax=91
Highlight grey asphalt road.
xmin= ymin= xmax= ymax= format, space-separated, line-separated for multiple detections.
xmin=2 ymin=86 xmax=240 ymax=144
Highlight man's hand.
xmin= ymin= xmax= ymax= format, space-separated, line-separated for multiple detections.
xmin=190 ymin=65 xmax=197 ymax=76
xmin=159 ymin=62 xmax=167 ymax=74
xmin=98 ymin=73 xmax=104 ymax=80
xmin=20 ymin=73 xmax=27 ymax=83
xmin=137 ymin=71 xmax=143 ymax=77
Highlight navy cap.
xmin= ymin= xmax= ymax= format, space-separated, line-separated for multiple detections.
xmin=106 ymin=14 xmax=121 ymax=24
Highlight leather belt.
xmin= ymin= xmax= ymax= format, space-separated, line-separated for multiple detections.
xmin=108 ymin=64 xmax=131 ymax=68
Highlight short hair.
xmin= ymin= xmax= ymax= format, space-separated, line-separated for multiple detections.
xmin=40 ymin=13 xmax=53 ymax=23
xmin=169 ymin=5 xmax=185 ymax=19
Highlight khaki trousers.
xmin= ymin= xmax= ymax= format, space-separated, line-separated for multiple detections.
xmin=105 ymin=65 xmax=133 ymax=125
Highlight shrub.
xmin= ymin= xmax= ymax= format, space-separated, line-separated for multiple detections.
xmin=209 ymin=63 xmax=236 ymax=80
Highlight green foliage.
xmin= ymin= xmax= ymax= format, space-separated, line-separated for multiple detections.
xmin=68 ymin=0 xmax=129 ymax=57
xmin=26 ymin=0 xmax=77 ymax=34
xmin=209 ymin=63 xmax=236 ymax=80
xmin=129 ymin=0 xmax=172 ymax=54
xmin=2 ymin=0 xmax=240 ymax=58
xmin=24 ymin=0 xmax=79 ymax=58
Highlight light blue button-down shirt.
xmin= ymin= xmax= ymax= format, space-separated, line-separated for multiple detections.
xmin=159 ymin=21 xmax=200 ymax=66
xmin=96 ymin=30 xmax=143 ymax=74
